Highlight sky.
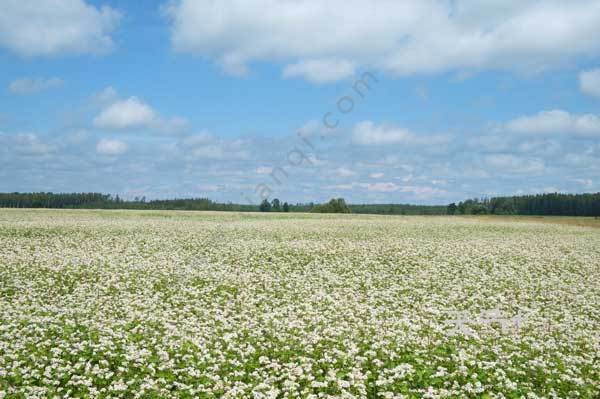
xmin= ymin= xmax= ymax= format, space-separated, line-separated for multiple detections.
xmin=1 ymin=0 xmax=600 ymax=205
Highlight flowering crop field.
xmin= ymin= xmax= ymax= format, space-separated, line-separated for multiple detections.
xmin=1 ymin=209 xmax=599 ymax=399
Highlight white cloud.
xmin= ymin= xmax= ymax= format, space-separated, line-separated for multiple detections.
xmin=93 ymin=96 xmax=188 ymax=134
xmin=506 ymin=110 xmax=600 ymax=137
xmin=516 ymin=139 xmax=562 ymax=156
xmin=334 ymin=167 xmax=356 ymax=178
xmin=91 ymin=86 xmax=119 ymax=106
xmin=352 ymin=122 xmax=413 ymax=145
xmin=96 ymin=139 xmax=127 ymax=155
xmin=256 ymin=166 xmax=273 ymax=175
xmin=8 ymin=133 xmax=56 ymax=155
xmin=283 ymin=59 xmax=356 ymax=83
xmin=400 ymin=174 xmax=415 ymax=183
xmin=164 ymin=0 xmax=600 ymax=81
xmin=326 ymin=181 xmax=446 ymax=198
xmin=364 ymin=182 xmax=447 ymax=198
xmin=467 ymin=135 xmax=510 ymax=152
xmin=370 ymin=172 xmax=384 ymax=179
xmin=194 ymin=184 xmax=223 ymax=192
xmin=0 ymin=0 xmax=121 ymax=56
xmin=186 ymin=144 xmax=248 ymax=161
xmin=402 ymin=185 xmax=447 ymax=197
xmin=484 ymin=154 xmax=545 ymax=174
xmin=542 ymin=186 xmax=561 ymax=193
xmin=352 ymin=121 xmax=449 ymax=146
xmin=296 ymin=120 xmax=338 ymax=138
xmin=8 ymin=77 xmax=63 ymax=95
xmin=177 ymin=133 xmax=249 ymax=161
xmin=180 ymin=131 xmax=216 ymax=146
xmin=94 ymin=97 xmax=156 ymax=130
xmin=325 ymin=184 xmax=355 ymax=191
xmin=575 ymin=178 xmax=593 ymax=188
xmin=563 ymin=153 xmax=599 ymax=168
xmin=367 ymin=182 xmax=400 ymax=193
xmin=65 ymin=130 xmax=89 ymax=144
xmin=579 ymin=69 xmax=600 ymax=98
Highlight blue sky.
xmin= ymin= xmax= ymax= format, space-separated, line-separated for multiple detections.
xmin=1 ymin=0 xmax=600 ymax=205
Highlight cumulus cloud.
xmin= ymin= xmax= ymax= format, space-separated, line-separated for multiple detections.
xmin=296 ymin=120 xmax=338 ymax=138
xmin=352 ymin=122 xmax=413 ymax=145
xmin=163 ymin=0 xmax=600 ymax=81
xmin=506 ymin=110 xmax=600 ymax=137
xmin=93 ymin=95 xmax=189 ymax=134
xmin=96 ymin=139 xmax=127 ymax=155
xmin=352 ymin=121 xmax=449 ymax=146
xmin=94 ymin=97 xmax=157 ymax=130
xmin=8 ymin=77 xmax=63 ymax=95
xmin=579 ymin=69 xmax=600 ymax=98
xmin=1 ymin=122 xmax=596 ymax=203
xmin=0 ymin=0 xmax=121 ymax=56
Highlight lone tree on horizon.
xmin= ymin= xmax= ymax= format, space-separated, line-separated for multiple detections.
xmin=311 ymin=198 xmax=351 ymax=214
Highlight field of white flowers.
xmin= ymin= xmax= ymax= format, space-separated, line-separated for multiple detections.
xmin=0 ymin=209 xmax=599 ymax=398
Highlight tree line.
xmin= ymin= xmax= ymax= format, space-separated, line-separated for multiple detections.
xmin=1 ymin=192 xmax=599 ymax=216
xmin=0 ymin=192 xmax=256 ymax=212
xmin=447 ymin=193 xmax=600 ymax=216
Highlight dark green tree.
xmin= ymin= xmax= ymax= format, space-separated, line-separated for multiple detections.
xmin=259 ymin=199 xmax=271 ymax=212
xmin=1 ymin=192 xmax=599 ymax=216
xmin=312 ymin=198 xmax=351 ymax=213
xmin=271 ymin=198 xmax=281 ymax=211
xmin=471 ymin=203 xmax=489 ymax=215
xmin=447 ymin=203 xmax=457 ymax=215
xmin=282 ymin=202 xmax=290 ymax=212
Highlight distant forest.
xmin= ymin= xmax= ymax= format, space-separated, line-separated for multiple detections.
xmin=447 ymin=193 xmax=600 ymax=217
xmin=0 ymin=192 xmax=599 ymax=216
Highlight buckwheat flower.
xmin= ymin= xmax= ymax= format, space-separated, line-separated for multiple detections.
xmin=2 ymin=211 xmax=599 ymax=397
xmin=111 ymin=380 xmax=128 ymax=392
xmin=259 ymin=356 xmax=270 ymax=365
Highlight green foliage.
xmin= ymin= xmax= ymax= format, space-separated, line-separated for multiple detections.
xmin=349 ymin=204 xmax=447 ymax=215
xmin=0 ymin=192 xmax=258 ymax=212
xmin=471 ymin=204 xmax=489 ymax=215
xmin=490 ymin=198 xmax=516 ymax=215
xmin=2 ymin=192 xmax=599 ymax=216
xmin=447 ymin=203 xmax=457 ymax=215
xmin=457 ymin=193 xmax=600 ymax=216
xmin=259 ymin=199 xmax=271 ymax=212
xmin=311 ymin=198 xmax=352 ymax=214
xmin=271 ymin=198 xmax=281 ymax=211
